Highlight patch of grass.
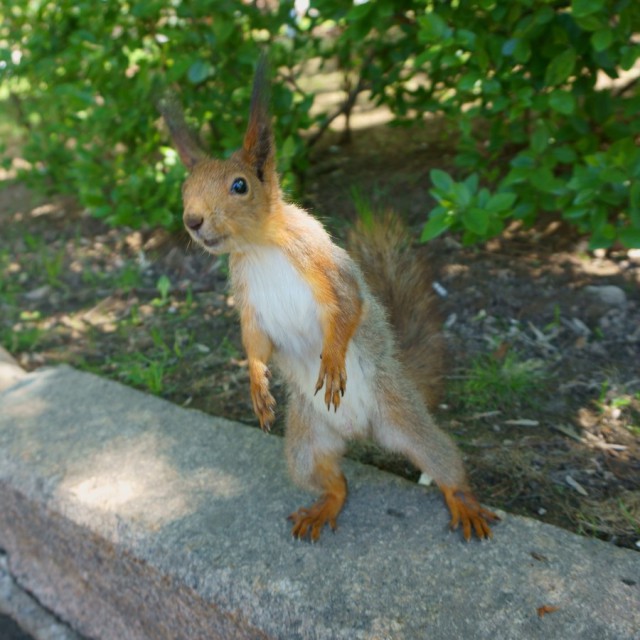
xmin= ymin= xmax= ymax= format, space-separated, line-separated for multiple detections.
xmin=41 ymin=248 xmax=66 ymax=287
xmin=1 ymin=311 xmax=44 ymax=353
xmin=452 ymin=350 xmax=546 ymax=412
xmin=619 ymin=499 xmax=640 ymax=536
xmin=107 ymin=325 xmax=190 ymax=396
xmin=118 ymin=354 xmax=171 ymax=395
xmin=114 ymin=262 xmax=143 ymax=293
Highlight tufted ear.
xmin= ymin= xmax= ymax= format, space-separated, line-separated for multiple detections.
xmin=157 ymin=91 xmax=207 ymax=171
xmin=241 ymin=55 xmax=275 ymax=183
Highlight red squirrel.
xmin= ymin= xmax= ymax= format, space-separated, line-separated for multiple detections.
xmin=159 ymin=57 xmax=497 ymax=542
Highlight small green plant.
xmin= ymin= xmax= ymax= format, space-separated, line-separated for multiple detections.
xmin=41 ymin=248 xmax=66 ymax=287
xmin=618 ymin=499 xmax=640 ymax=535
xmin=421 ymin=170 xmax=517 ymax=244
xmin=544 ymin=304 xmax=563 ymax=333
xmin=114 ymin=326 xmax=184 ymax=395
xmin=114 ymin=263 xmax=143 ymax=293
xmin=1 ymin=312 xmax=43 ymax=352
xmin=118 ymin=354 xmax=170 ymax=395
xmin=455 ymin=350 xmax=546 ymax=411
xmin=350 ymin=186 xmax=375 ymax=229
xmin=153 ymin=275 xmax=172 ymax=307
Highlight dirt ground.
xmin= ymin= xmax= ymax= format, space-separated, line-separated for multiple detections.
xmin=1 ymin=119 xmax=639 ymax=550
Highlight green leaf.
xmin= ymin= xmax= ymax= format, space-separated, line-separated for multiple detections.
xmin=462 ymin=207 xmax=490 ymax=235
xmin=599 ymin=167 xmax=627 ymax=184
xmin=553 ymin=146 xmax=577 ymax=164
xmin=347 ymin=1 xmax=373 ymax=21
xmin=534 ymin=6 xmax=555 ymax=25
xmin=280 ymin=136 xmax=297 ymax=160
xmin=618 ymin=228 xmax=640 ymax=249
xmin=531 ymin=168 xmax=562 ymax=193
xmin=531 ymin=123 xmax=550 ymax=154
xmin=588 ymin=222 xmax=616 ymax=249
xmin=563 ymin=207 xmax=589 ymax=221
xmin=418 ymin=12 xmax=449 ymax=41
xmin=156 ymin=274 xmax=171 ymax=300
xmin=629 ymin=182 xmax=640 ymax=227
xmin=591 ymin=29 xmax=612 ymax=52
xmin=464 ymin=173 xmax=479 ymax=193
xmin=187 ymin=61 xmax=214 ymax=84
xmin=501 ymin=39 xmax=517 ymax=56
xmin=513 ymin=39 xmax=531 ymax=64
xmin=630 ymin=181 xmax=640 ymax=212
xmin=430 ymin=169 xmax=454 ymax=193
xmin=545 ymin=49 xmax=577 ymax=86
xmin=620 ymin=45 xmax=640 ymax=71
xmin=486 ymin=192 xmax=517 ymax=213
xmin=572 ymin=0 xmax=604 ymax=18
xmin=548 ymin=91 xmax=576 ymax=115
xmin=421 ymin=211 xmax=450 ymax=241
xmin=452 ymin=182 xmax=472 ymax=208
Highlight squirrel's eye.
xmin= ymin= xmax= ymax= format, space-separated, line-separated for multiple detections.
xmin=231 ymin=177 xmax=248 ymax=195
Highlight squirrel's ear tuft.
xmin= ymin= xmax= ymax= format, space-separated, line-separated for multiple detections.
xmin=242 ymin=54 xmax=274 ymax=183
xmin=157 ymin=91 xmax=207 ymax=171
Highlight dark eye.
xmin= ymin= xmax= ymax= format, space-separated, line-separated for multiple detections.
xmin=231 ymin=177 xmax=248 ymax=195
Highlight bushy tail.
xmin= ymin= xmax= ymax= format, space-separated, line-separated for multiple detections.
xmin=348 ymin=213 xmax=447 ymax=411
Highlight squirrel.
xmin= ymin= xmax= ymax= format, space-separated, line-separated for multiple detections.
xmin=158 ymin=57 xmax=498 ymax=542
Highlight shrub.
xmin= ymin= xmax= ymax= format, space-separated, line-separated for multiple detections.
xmin=0 ymin=0 xmax=315 ymax=229
xmin=412 ymin=0 xmax=640 ymax=248
xmin=1 ymin=0 xmax=639 ymax=247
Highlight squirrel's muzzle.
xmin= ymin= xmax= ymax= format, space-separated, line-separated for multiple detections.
xmin=184 ymin=212 xmax=204 ymax=231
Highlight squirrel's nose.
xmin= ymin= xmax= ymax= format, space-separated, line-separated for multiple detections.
xmin=184 ymin=213 xmax=204 ymax=231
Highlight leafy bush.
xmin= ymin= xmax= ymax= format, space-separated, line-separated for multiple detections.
xmin=0 ymin=0 xmax=315 ymax=228
xmin=411 ymin=0 xmax=640 ymax=248
xmin=1 ymin=0 xmax=639 ymax=247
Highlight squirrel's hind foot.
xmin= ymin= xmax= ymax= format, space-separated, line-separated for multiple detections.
xmin=288 ymin=493 xmax=345 ymax=542
xmin=441 ymin=486 xmax=499 ymax=541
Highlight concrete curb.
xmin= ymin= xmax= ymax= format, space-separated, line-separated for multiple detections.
xmin=1 ymin=552 xmax=82 ymax=640
xmin=0 ymin=365 xmax=639 ymax=639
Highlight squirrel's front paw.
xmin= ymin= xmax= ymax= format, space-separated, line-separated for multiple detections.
xmin=314 ymin=352 xmax=347 ymax=412
xmin=250 ymin=367 xmax=276 ymax=432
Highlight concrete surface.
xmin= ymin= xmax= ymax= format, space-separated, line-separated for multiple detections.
xmin=0 ymin=365 xmax=638 ymax=640
xmin=1 ymin=552 xmax=81 ymax=640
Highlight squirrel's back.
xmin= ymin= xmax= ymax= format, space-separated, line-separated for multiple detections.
xmin=348 ymin=214 xmax=447 ymax=411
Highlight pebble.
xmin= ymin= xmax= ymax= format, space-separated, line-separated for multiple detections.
xmin=584 ymin=285 xmax=627 ymax=308
xmin=23 ymin=285 xmax=51 ymax=301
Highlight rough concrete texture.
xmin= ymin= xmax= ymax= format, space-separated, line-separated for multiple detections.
xmin=1 ymin=552 xmax=82 ymax=640
xmin=0 ymin=366 xmax=638 ymax=640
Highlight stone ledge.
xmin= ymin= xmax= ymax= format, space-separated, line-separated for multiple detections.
xmin=0 ymin=366 xmax=638 ymax=639
xmin=0 ymin=551 xmax=82 ymax=640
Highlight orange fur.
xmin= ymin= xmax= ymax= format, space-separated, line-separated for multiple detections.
xmin=441 ymin=486 xmax=499 ymax=541
xmin=288 ymin=456 xmax=348 ymax=541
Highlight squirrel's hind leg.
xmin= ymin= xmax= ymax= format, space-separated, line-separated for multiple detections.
xmin=374 ymin=391 xmax=498 ymax=540
xmin=285 ymin=395 xmax=348 ymax=542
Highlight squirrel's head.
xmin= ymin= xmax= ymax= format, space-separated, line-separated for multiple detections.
xmin=159 ymin=55 xmax=278 ymax=255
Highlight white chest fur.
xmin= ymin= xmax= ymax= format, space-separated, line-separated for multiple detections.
xmin=237 ymin=246 xmax=323 ymax=360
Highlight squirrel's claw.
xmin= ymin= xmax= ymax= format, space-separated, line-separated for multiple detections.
xmin=441 ymin=486 xmax=499 ymax=541
xmin=314 ymin=355 xmax=347 ymax=412
xmin=251 ymin=373 xmax=276 ymax=432
xmin=288 ymin=498 xmax=339 ymax=542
